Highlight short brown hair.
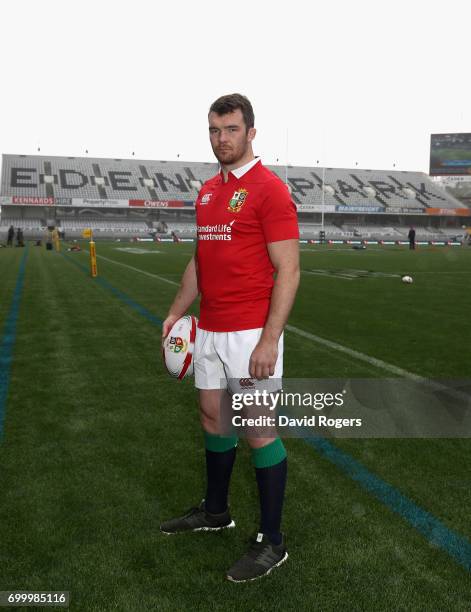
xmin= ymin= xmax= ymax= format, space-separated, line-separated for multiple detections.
xmin=209 ymin=93 xmax=255 ymax=130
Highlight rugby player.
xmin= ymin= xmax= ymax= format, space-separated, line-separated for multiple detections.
xmin=160 ymin=94 xmax=300 ymax=582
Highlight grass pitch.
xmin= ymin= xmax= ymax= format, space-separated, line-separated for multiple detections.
xmin=0 ymin=241 xmax=470 ymax=611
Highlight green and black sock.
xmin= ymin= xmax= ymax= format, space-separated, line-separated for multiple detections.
xmin=252 ymin=438 xmax=287 ymax=546
xmin=204 ymin=432 xmax=238 ymax=514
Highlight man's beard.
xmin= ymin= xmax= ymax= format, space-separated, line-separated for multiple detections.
xmin=214 ymin=142 xmax=248 ymax=166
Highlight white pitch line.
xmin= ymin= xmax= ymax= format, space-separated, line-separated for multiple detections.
xmin=286 ymin=324 xmax=471 ymax=401
xmin=93 ymin=252 xmax=180 ymax=286
xmin=301 ymin=270 xmax=355 ymax=280
xmin=285 ymin=324 xmax=425 ymax=380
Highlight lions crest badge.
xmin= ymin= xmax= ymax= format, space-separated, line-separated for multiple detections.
xmin=227 ymin=188 xmax=248 ymax=213
xmin=168 ymin=336 xmax=188 ymax=353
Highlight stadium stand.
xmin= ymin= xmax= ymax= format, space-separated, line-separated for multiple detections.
xmin=165 ymin=222 xmax=196 ymax=234
xmin=0 ymin=217 xmax=44 ymax=230
xmin=2 ymin=154 xmax=466 ymax=210
xmin=1 ymin=154 xmax=469 ymax=242
xmin=59 ymin=219 xmax=148 ymax=233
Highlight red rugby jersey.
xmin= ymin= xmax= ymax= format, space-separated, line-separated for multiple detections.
xmin=195 ymin=159 xmax=299 ymax=332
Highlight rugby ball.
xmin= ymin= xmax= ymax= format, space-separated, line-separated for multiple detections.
xmin=162 ymin=315 xmax=197 ymax=379
xmin=401 ymin=275 xmax=413 ymax=284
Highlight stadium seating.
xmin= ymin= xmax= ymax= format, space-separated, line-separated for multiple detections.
xmin=165 ymin=223 xmax=196 ymax=235
xmin=0 ymin=218 xmax=44 ymax=230
xmin=59 ymin=219 xmax=148 ymax=233
xmin=299 ymin=223 xmax=350 ymax=237
xmin=343 ymin=225 xmax=402 ymax=238
xmin=1 ymin=155 xmax=469 ymax=242
xmin=2 ymin=154 xmax=466 ymax=211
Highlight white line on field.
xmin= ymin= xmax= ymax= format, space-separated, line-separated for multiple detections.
xmin=286 ymin=324 xmax=470 ymax=400
xmin=301 ymin=270 xmax=402 ymax=280
xmin=301 ymin=270 xmax=355 ymax=280
xmin=285 ymin=324 xmax=423 ymax=380
xmin=88 ymin=251 xmax=180 ymax=287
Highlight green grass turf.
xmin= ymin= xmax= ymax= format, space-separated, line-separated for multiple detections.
xmin=0 ymin=241 xmax=470 ymax=611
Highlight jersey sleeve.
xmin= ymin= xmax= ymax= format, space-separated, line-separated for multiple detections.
xmin=258 ymin=179 xmax=299 ymax=243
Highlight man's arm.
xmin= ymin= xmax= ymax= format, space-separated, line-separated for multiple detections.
xmin=249 ymin=239 xmax=300 ymax=379
xmin=162 ymin=255 xmax=199 ymax=338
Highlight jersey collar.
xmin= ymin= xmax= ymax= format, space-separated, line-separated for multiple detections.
xmin=219 ymin=157 xmax=261 ymax=182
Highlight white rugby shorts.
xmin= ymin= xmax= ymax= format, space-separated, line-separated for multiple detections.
xmin=194 ymin=327 xmax=283 ymax=391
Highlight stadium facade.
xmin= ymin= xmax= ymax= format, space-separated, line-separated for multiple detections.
xmin=1 ymin=154 xmax=470 ymax=243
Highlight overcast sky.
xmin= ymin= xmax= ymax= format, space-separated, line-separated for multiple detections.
xmin=0 ymin=0 xmax=469 ymax=173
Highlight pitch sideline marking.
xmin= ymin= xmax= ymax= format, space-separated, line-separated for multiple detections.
xmin=302 ymin=270 xmax=355 ymax=281
xmin=285 ymin=324 xmax=423 ymax=380
xmin=286 ymin=324 xmax=470 ymax=403
xmin=0 ymin=248 xmax=28 ymax=440
xmin=95 ymin=253 xmax=179 ymax=287
xmin=114 ymin=247 xmax=162 ymax=255
xmin=301 ymin=269 xmax=401 ymax=280
xmin=69 ymin=247 xmax=180 ymax=286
